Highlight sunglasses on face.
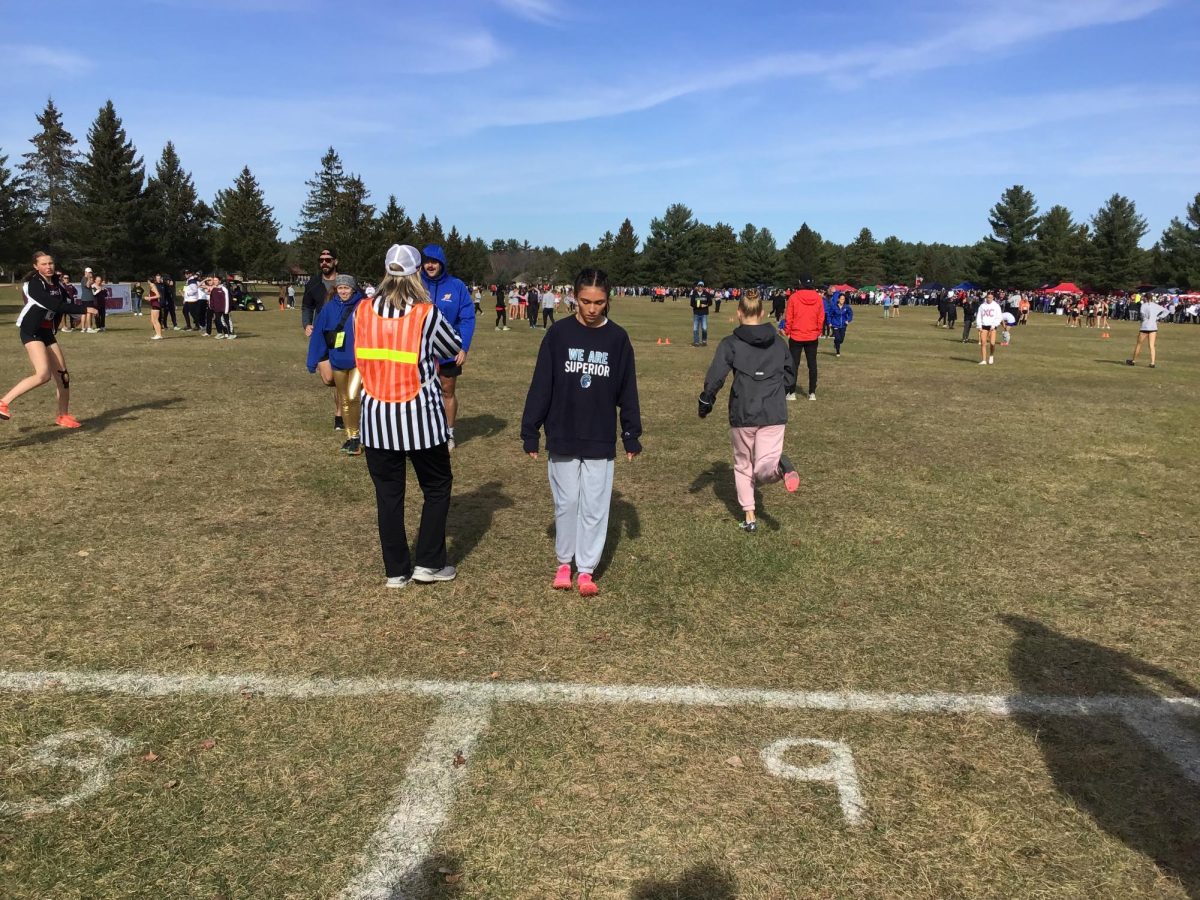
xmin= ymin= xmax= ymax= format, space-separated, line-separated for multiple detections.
xmin=319 ymin=256 xmax=335 ymax=262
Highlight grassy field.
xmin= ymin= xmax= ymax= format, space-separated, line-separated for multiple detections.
xmin=1 ymin=285 xmax=1198 ymax=898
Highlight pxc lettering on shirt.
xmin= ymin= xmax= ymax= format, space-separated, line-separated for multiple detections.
xmin=564 ymin=348 xmax=611 ymax=378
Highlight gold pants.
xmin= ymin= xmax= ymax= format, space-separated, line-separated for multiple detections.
xmin=332 ymin=367 xmax=362 ymax=439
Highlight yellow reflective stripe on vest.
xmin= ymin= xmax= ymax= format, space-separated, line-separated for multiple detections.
xmin=356 ymin=347 xmax=418 ymax=364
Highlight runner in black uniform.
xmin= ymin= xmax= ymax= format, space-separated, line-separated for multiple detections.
xmin=0 ymin=251 xmax=98 ymax=428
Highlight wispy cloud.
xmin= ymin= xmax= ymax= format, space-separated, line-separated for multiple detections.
xmin=494 ymin=0 xmax=566 ymax=25
xmin=0 ymin=45 xmax=92 ymax=77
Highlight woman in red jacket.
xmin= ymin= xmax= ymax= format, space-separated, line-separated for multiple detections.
xmin=780 ymin=282 xmax=826 ymax=401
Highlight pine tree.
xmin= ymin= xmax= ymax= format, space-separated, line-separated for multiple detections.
xmin=1156 ymin=192 xmax=1200 ymax=289
xmin=698 ymin=222 xmax=741 ymax=287
xmin=212 ymin=166 xmax=284 ymax=278
xmin=415 ymin=214 xmax=432 ymax=247
xmin=444 ymin=226 xmax=464 ymax=273
xmin=70 ymin=101 xmax=147 ymax=278
xmin=738 ymin=223 xmax=780 ymax=285
xmin=377 ymin=196 xmax=415 ymax=246
xmin=1090 ymin=193 xmax=1148 ymax=291
xmin=296 ymin=147 xmax=346 ymax=260
xmin=781 ymin=223 xmax=827 ymax=285
xmin=879 ymin=235 xmax=913 ymax=285
xmin=19 ymin=98 xmax=79 ymax=258
xmin=428 ymin=216 xmax=446 ymax=245
xmin=143 ymin=142 xmax=210 ymax=273
xmin=844 ymin=228 xmax=883 ymax=285
xmin=981 ymin=184 xmax=1041 ymax=289
xmin=641 ymin=203 xmax=699 ymax=284
xmin=458 ymin=236 xmax=490 ymax=286
xmin=607 ymin=218 xmax=639 ymax=285
xmin=0 ymin=152 xmax=35 ymax=274
xmin=327 ymin=174 xmax=376 ymax=278
xmin=1035 ymin=205 xmax=1086 ymax=285
xmin=592 ymin=230 xmax=616 ymax=274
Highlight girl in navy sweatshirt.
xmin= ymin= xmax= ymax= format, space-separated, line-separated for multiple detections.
xmin=521 ymin=268 xmax=642 ymax=597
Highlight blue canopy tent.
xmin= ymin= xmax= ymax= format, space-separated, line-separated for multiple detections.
xmin=951 ymin=281 xmax=978 ymax=291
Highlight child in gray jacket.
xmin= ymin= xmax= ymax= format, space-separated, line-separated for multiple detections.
xmin=698 ymin=290 xmax=800 ymax=533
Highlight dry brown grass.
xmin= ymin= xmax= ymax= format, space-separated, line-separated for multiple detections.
xmin=1 ymin=288 xmax=1198 ymax=897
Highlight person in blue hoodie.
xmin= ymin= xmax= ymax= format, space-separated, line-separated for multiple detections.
xmin=421 ymin=245 xmax=476 ymax=451
xmin=827 ymin=291 xmax=854 ymax=357
xmin=307 ymin=274 xmax=365 ymax=455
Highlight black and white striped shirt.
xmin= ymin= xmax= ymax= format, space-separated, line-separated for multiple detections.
xmin=360 ymin=298 xmax=462 ymax=451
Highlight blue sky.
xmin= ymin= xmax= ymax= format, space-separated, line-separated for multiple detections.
xmin=2 ymin=0 xmax=1198 ymax=251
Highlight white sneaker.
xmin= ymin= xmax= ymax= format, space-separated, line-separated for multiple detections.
xmin=172 ymin=326 xmax=181 ymax=331
xmin=785 ymin=393 xmax=797 ymax=402
xmin=988 ymin=357 xmax=994 ymax=365
xmin=200 ymin=331 xmax=209 ymax=337
xmin=150 ymin=335 xmax=163 ymax=341
xmin=214 ymin=334 xmax=225 ymax=340
xmin=979 ymin=360 xmax=987 ymax=365
xmin=502 ymin=326 xmax=510 ymax=331
xmin=412 ymin=565 xmax=456 ymax=583
xmin=385 ymin=575 xmax=410 ymax=589
xmin=808 ymin=393 xmax=816 ymax=401
xmin=226 ymin=334 xmax=237 ymax=340
xmin=447 ymin=428 xmax=456 ymax=451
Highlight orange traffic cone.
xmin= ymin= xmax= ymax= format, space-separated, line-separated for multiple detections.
xmin=656 ymin=338 xmax=663 ymax=345
xmin=664 ymin=337 xmax=671 ymax=345
xmin=1101 ymin=331 xmax=1110 ymax=339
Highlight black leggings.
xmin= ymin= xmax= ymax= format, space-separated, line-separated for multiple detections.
xmin=787 ymin=338 xmax=818 ymax=396
xmin=495 ymin=309 xmax=506 ymax=327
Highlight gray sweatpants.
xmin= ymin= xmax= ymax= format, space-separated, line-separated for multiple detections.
xmin=548 ymin=455 xmax=614 ymax=575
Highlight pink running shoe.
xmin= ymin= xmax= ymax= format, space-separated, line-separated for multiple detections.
xmin=577 ymin=573 xmax=599 ymax=597
xmin=55 ymin=414 xmax=83 ymax=429
xmin=778 ymin=454 xmax=800 ymax=492
xmin=552 ymin=564 xmax=572 ymax=590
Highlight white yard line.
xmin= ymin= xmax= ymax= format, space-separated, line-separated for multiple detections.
xmin=0 ymin=667 xmax=1197 ymax=718
xmin=338 ymin=697 xmax=493 ymax=900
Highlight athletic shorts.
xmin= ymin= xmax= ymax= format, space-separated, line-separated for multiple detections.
xmin=979 ymin=325 xmax=995 ymax=332
xmin=1139 ymin=329 xmax=1156 ymax=334
xmin=20 ymin=321 xmax=57 ymax=346
xmin=439 ymin=362 xmax=463 ymax=378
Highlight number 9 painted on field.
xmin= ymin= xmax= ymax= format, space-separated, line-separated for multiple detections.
xmin=0 ymin=729 xmax=132 ymax=818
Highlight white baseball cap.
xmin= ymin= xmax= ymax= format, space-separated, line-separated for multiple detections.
xmin=384 ymin=244 xmax=421 ymax=278
xmin=84 ymin=266 xmax=93 ymax=273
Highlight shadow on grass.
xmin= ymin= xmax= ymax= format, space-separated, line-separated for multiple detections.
xmin=390 ymin=851 xmax=465 ymax=899
xmin=540 ymin=489 xmax=640 ymax=579
xmin=688 ymin=461 xmax=779 ymax=531
xmin=449 ymin=480 xmax=513 ymax=566
xmin=630 ymin=862 xmax=738 ymax=899
xmin=1001 ymin=615 xmax=1200 ymax=898
xmin=1094 ymin=359 xmax=1131 ymax=366
xmin=950 ymin=356 xmax=986 ymax=364
xmin=453 ymin=413 xmax=506 ymax=445
xmin=3 ymin=397 xmax=184 ymax=448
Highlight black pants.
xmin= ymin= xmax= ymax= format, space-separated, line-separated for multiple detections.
xmin=962 ymin=317 xmax=973 ymax=342
xmin=95 ymin=304 xmax=106 ymax=329
xmin=542 ymin=308 xmax=554 ymax=327
xmin=162 ymin=299 xmax=177 ymax=328
xmin=183 ymin=303 xmax=198 ymax=329
xmin=832 ymin=326 xmax=847 ymax=353
xmin=495 ymin=309 xmax=506 ymax=327
xmin=365 ymin=444 xmax=452 ymax=577
xmin=787 ymin=338 xmax=818 ymax=396
xmin=528 ymin=302 xmax=538 ymax=327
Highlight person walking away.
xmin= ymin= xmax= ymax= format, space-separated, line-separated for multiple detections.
xmin=287 ymin=283 xmax=296 ymax=309
xmin=90 ymin=275 xmax=110 ymax=332
xmin=0 ymin=251 xmax=99 ymax=427
xmin=420 ymin=244 xmax=476 ymax=452
xmin=690 ymin=281 xmax=711 ymax=346
xmin=303 ymin=247 xmax=342 ymax=429
xmin=961 ymin=293 xmax=979 ymax=343
xmin=494 ymin=284 xmax=509 ymax=330
xmin=356 ymin=244 xmax=463 ymax=588
xmin=976 ymin=292 xmax=1003 ymax=364
xmin=307 ymin=274 xmax=365 ymax=454
xmin=160 ymin=275 xmax=179 ymax=330
xmin=828 ymin=291 xmax=854 ymax=357
xmin=521 ymin=267 xmax=642 ymax=598
xmin=79 ymin=268 xmax=98 ymax=332
xmin=1126 ymin=297 xmax=1169 ymax=367
xmin=472 ymin=286 xmax=482 ymax=314
xmin=541 ymin=284 xmax=558 ymax=327
xmin=527 ymin=285 xmax=540 ymax=328
xmin=781 ymin=280 xmax=825 ymax=400
xmin=698 ymin=290 xmax=798 ymax=533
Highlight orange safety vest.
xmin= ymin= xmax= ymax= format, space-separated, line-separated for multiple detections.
xmin=354 ymin=301 xmax=430 ymax=403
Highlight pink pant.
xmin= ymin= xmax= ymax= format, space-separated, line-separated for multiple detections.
xmin=730 ymin=425 xmax=786 ymax=511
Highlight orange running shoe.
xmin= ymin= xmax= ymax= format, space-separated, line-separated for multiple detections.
xmin=55 ymin=414 xmax=83 ymax=428
xmin=0 ymin=400 xmax=10 ymax=420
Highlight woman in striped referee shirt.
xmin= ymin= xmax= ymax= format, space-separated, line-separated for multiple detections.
xmin=356 ymin=244 xmax=463 ymax=589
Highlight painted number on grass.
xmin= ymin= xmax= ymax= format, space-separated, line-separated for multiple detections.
xmin=0 ymin=729 xmax=133 ymax=817
xmin=761 ymin=737 xmax=867 ymax=827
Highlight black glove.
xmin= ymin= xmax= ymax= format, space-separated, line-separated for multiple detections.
xmin=698 ymin=395 xmax=713 ymax=419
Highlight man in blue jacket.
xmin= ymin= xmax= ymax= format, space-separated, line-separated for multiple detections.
xmin=421 ymin=245 xmax=475 ymax=450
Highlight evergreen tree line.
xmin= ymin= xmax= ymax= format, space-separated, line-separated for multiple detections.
xmin=2 ymin=99 xmax=1197 ymax=292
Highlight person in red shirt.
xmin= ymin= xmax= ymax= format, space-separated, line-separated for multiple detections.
xmin=780 ymin=280 xmax=826 ymax=400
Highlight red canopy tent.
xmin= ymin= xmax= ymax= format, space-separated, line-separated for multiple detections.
xmin=829 ymin=283 xmax=856 ymax=292
xmin=1044 ymin=282 xmax=1084 ymax=294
